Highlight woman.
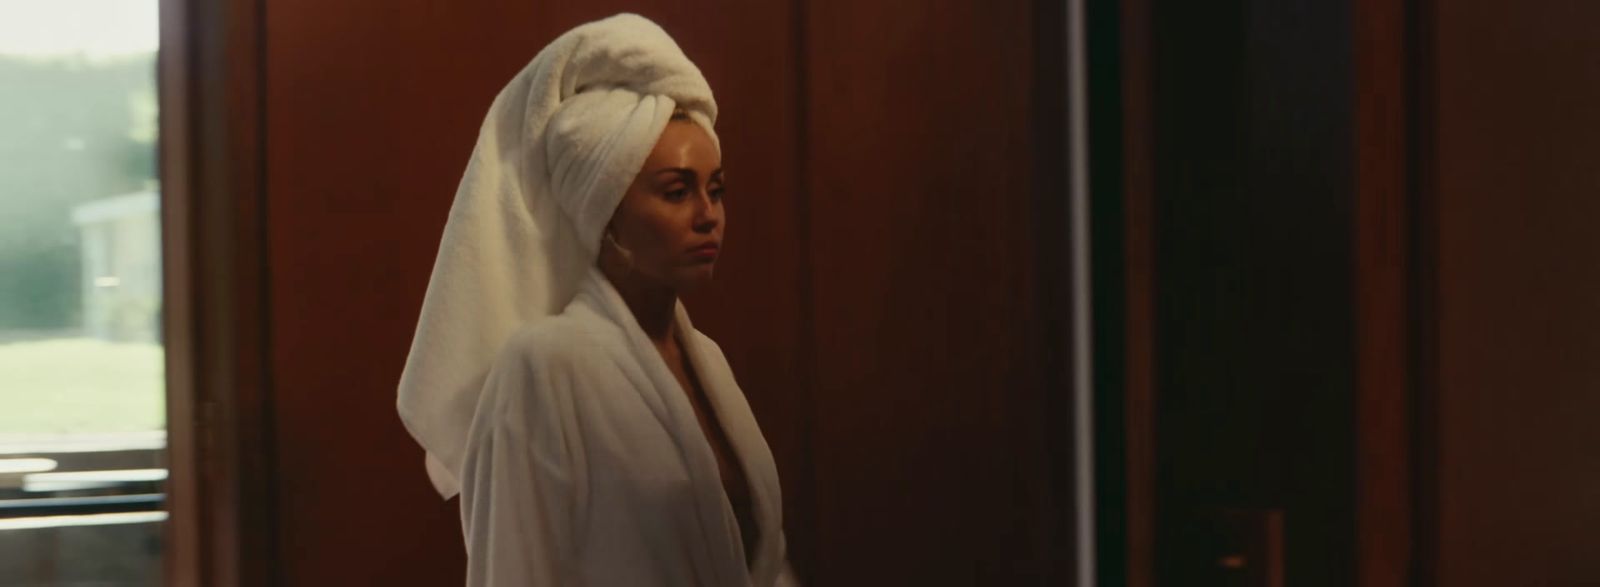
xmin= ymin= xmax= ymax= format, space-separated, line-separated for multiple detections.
xmin=396 ymin=14 xmax=796 ymax=586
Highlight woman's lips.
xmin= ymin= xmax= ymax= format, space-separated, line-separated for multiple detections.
xmin=689 ymin=244 xmax=719 ymax=260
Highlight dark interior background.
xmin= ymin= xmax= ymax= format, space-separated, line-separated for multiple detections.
xmin=1145 ymin=0 xmax=1355 ymax=585
xmin=1099 ymin=0 xmax=1600 ymax=585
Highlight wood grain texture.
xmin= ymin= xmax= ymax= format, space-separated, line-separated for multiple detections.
xmin=1118 ymin=0 xmax=1157 ymax=582
xmin=1353 ymin=0 xmax=1412 ymax=584
xmin=264 ymin=3 xmax=534 ymax=584
xmin=159 ymin=0 xmax=276 ymax=582
xmin=804 ymin=0 xmax=1071 ymax=583
xmin=1430 ymin=1 xmax=1600 ymax=583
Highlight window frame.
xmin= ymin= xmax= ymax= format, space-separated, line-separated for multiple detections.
xmin=158 ymin=0 xmax=276 ymax=583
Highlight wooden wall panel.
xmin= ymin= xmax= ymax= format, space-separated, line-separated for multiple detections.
xmin=264 ymin=2 xmax=536 ymax=584
xmin=159 ymin=0 xmax=274 ymax=582
xmin=264 ymin=2 xmax=804 ymax=584
xmin=1353 ymin=0 xmax=1412 ymax=584
xmin=1430 ymin=1 xmax=1600 ymax=583
xmin=804 ymin=0 xmax=1070 ymax=583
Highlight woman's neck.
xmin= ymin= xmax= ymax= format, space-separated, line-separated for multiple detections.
xmin=602 ymin=268 xmax=679 ymax=346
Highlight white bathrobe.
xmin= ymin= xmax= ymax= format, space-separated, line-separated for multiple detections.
xmin=460 ymin=266 xmax=793 ymax=586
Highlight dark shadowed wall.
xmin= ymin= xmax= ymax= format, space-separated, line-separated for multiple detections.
xmin=1425 ymin=1 xmax=1600 ymax=584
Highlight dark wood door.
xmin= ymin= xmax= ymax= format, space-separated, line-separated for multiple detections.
xmin=1110 ymin=0 xmax=1600 ymax=585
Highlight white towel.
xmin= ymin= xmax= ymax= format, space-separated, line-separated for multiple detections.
xmin=397 ymin=13 xmax=720 ymax=499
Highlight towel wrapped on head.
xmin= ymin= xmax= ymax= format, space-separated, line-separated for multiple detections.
xmin=397 ymin=13 xmax=720 ymax=499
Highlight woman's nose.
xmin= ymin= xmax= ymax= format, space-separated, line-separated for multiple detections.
xmin=692 ymin=189 xmax=721 ymax=232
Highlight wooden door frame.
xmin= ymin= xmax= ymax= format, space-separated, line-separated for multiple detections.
xmin=1109 ymin=0 xmax=1427 ymax=584
xmin=1354 ymin=0 xmax=1425 ymax=584
xmin=158 ymin=0 xmax=277 ymax=584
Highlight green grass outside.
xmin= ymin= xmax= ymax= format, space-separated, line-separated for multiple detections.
xmin=0 ymin=337 xmax=165 ymax=434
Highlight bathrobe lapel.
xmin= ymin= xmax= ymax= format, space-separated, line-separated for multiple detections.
xmin=579 ymin=268 xmax=783 ymax=586
xmin=677 ymin=304 xmax=785 ymax=587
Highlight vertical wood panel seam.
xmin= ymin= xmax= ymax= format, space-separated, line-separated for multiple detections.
xmin=1354 ymin=0 xmax=1413 ymax=583
xmin=1407 ymin=0 xmax=1439 ymax=582
xmin=251 ymin=0 xmax=283 ymax=582
xmin=1118 ymin=0 xmax=1156 ymax=582
xmin=789 ymin=0 xmax=822 ymax=583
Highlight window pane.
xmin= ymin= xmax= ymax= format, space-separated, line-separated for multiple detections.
xmin=0 ymin=0 xmax=164 ymax=584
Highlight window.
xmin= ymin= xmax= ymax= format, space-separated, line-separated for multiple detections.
xmin=0 ymin=0 xmax=165 ymax=584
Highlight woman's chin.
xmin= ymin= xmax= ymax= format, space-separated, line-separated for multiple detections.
xmin=671 ymin=265 xmax=715 ymax=293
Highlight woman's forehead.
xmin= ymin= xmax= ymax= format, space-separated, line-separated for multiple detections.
xmin=644 ymin=121 xmax=720 ymax=172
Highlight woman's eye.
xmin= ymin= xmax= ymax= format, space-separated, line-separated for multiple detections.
xmin=710 ymin=187 xmax=726 ymax=201
xmin=665 ymin=188 xmax=688 ymax=201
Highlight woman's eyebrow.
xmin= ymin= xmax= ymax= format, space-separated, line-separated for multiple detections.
xmin=653 ymin=168 xmax=697 ymax=181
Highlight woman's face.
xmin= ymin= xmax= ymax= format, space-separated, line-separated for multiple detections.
xmin=607 ymin=117 xmax=724 ymax=293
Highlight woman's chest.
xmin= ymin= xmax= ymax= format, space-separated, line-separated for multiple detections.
xmin=569 ymin=375 xmax=715 ymax=507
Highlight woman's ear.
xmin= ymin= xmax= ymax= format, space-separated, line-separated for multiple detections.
xmin=602 ymin=224 xmax=634 ymax=263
